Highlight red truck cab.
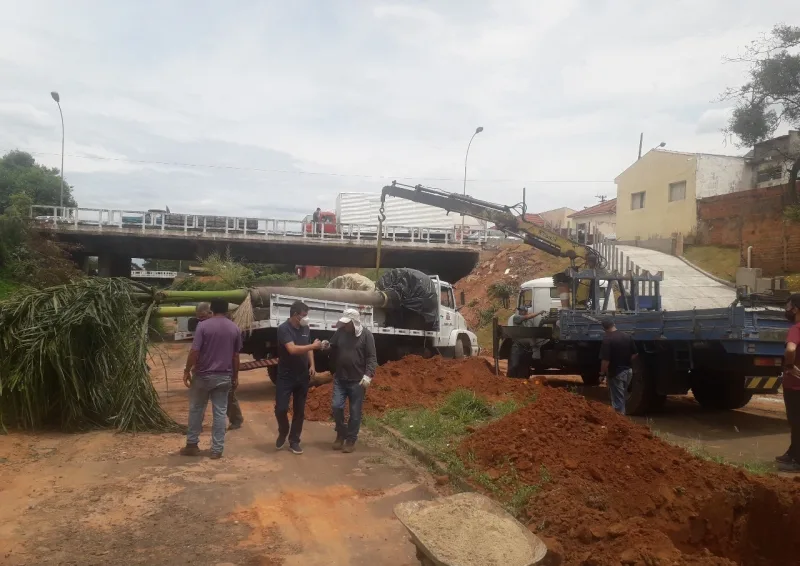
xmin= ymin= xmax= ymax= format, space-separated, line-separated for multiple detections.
xmin=303 ymin=211 xmax=338 ymax=234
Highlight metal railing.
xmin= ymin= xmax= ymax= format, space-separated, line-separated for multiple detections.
xmin=31 ymin=206 xmax=490 ymax=246
xmin=589 ymin=226 xmax=660 ymax=298
xmin=130 ymin=270 xmax=178 ymax=279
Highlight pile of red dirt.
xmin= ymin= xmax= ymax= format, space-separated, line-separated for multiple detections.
xmin=455 ymin=242 xmax=571 ymax=329
xmin=459 ymin=385 xmax=800 ymax=566
xmin=305 ymin=355 xmax=531 ymax=421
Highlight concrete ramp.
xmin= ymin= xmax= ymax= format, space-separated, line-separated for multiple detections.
xmin=614 ymin=245 xmax=736 ymax=311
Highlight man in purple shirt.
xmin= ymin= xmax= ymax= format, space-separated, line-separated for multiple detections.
xmin=180 ymin=298 xmax=242 ymax=459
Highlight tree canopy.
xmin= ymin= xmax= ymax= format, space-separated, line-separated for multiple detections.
xmin=723 ymin=25 xmax=800 ymax=200
xmin=0 ymin=150 xmax=77 ymax=214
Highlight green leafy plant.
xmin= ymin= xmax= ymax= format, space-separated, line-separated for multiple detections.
xmin=487 ymin=282 xmax=517 ymax=308
xmin=0 ymin=278 xmax=180 ymax=432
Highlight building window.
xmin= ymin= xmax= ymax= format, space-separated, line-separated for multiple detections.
xmin=668 ymin=181 xmax=686 ymax=202
xmin=631 ymin=191 xmax=646 ymax=210
xmin=757 ymin=166 xmax=783 ymax=184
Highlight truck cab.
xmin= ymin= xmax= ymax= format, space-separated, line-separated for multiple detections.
xmin=508 ymin=276 xmax=617 ymax=325
xmin=435 ymin=278 xmax=478 ymax=358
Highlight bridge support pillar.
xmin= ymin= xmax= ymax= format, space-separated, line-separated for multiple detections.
xmin=98 ymin=253 xmax=131 ymax=278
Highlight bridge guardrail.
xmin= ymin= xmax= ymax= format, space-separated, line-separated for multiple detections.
xmin=31 ymin=206 xmax=489 ymax=246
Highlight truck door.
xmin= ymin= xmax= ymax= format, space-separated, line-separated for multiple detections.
xmin=439 ymin=283 xmax=456 ymax=340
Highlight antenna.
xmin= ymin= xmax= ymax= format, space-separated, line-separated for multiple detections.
xmin=595 ymin=194 xmax=607 ymax=203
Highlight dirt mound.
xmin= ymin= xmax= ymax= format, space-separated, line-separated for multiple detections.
xmin=459 ymin=386 xmax=800 ymax=566
xmin=455 ymin=243 xmax=570 ymax=328
xmin=305 ymin=355 xmax=531 ymax=421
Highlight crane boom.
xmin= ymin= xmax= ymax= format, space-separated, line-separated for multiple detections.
xmin=380 ymin=182 xmax=599 ymax=263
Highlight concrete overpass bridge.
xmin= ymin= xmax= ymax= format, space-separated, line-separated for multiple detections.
xmin=33 ymin=206 xmax=483 ymax=283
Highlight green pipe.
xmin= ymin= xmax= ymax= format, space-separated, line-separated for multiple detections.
xmin=156 ymin=289 xmax=248 ymax=303
xmin=154 ymin=306 xmax=200 ymax=317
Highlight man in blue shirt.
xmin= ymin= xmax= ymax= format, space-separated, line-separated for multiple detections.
xmin=275 ymin=300 xmax=322 ymax=454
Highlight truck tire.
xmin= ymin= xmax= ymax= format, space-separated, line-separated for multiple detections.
xmin=267 ymin=366 xmax=277 ymax=385
xmin=692 ymin=374 xmax=752 ymax=410
xmin=454 ymin=338 xmax=465 ymax=359
xmin=626 ymin=356 xmax=666 ymax=415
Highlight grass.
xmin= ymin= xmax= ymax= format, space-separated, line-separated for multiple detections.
xmin=0 ymin=276 xmax=20 ymax=300
xmin=683 ymin=245 xmax=740 ymax=282
xmin=377 ymin=389 xmax=542 ymax=517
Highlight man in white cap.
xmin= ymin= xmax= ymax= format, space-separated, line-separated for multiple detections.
xmin=328 ymin=308 xmax=377 ymax=453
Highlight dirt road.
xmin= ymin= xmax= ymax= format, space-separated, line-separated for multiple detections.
xmin=0 ymin=343 xmax=432 ymax=566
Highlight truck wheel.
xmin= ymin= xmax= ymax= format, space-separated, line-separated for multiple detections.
xmin=626 ymin=356 xmax=666 ymax=415
xmin=454 ymin=338 xmax=465 ymax=359
xmin=692 ymin=374 xmax=752 ymax=410
xmin=267 ymin=366 xmax=277 ymax=385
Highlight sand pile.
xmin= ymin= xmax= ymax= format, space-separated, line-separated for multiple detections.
xmin=305 ymin=355 xmax=531 ymax=421
xmin=455 ymin=243 xmax=570 ymax=328
xmin=459 ymin=385 xmax=800 ymax=566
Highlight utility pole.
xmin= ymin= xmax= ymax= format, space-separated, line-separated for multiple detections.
xmin=50 ymin=91 xmax=65 ymax=211
xmin=637 ymin=132 xmax=643 ymax=160
xmin=461 ymin=126 xmax=484 ymax=237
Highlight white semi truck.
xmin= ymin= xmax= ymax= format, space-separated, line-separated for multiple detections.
xmin=336 ymin=192 xmax=485 ymax=233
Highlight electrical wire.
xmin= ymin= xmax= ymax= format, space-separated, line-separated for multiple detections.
xmin=4 ymin=148 xmax=614 ymax=184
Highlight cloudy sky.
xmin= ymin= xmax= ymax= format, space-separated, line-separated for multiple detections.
xmin=1 ymin=1 xmax=798 ymax=220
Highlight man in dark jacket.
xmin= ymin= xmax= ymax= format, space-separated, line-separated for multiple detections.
xmin=329 ymin=308 xmax=377 ymax=453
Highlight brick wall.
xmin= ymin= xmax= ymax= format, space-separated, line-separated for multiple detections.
xmin=696 ymin=183 xmax=797 ymax=274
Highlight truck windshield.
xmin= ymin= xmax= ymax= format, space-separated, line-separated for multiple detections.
xmin=519 ymin=289 xmax=532 ymax=308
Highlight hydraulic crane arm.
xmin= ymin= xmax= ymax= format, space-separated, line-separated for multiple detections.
xmin=380 ymin=182 xmax=599 ymax=263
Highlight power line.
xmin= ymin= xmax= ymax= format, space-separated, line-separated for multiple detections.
xmin=5 ymin=148 xmax=614 ymax=184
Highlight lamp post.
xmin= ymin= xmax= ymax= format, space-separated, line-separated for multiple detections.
xmin=461 ymin=126 xmax=484 ymax=237
xmin=51 ymin=91 xmax=65 ymax=211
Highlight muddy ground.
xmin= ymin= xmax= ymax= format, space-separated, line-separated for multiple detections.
xmin=0 ymin=344 xmax=795 ymax=566
xmin=0 ymin=343 xmax=436 ymax=566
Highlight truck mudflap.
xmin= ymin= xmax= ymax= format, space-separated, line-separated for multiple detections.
xmin=745 ymin=375 xmax=782 ymax=393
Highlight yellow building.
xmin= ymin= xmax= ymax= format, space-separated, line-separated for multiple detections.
xmin=614 ymin=149 xmax=748 ymax=242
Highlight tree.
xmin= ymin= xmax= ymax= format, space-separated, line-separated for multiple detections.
xmin=0 ymin=150 xmax=77 ymax=214
xmin=723 ymin=25 xmax=800 ymax=202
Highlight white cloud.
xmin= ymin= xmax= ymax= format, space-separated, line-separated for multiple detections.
xmin=0 ymin=0 xmax=798 ymax=222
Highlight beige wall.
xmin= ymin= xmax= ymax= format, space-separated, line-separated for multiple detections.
xmin=615 ymin=151 xmax=698 ymax=241
xmin=539 ymin=207 xmax=576 ymax=230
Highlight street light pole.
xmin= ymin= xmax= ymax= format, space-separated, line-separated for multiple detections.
xmin=50 ymin=91 xmax=65 ymax=211
xmin=461 ymin=126 xmax=484 ymax=237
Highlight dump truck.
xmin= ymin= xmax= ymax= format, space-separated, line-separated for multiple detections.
xmin=174 ymin=269 xmax=479 ymax=383
xmin=377 ymin=182 xmax=792 ymax=415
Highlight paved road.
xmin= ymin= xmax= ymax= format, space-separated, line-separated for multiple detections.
xmin=615 ymin=245 xmax=736 ymax=310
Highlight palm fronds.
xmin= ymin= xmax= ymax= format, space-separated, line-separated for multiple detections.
xmin=0 ymin=278 xmax=181 ymax=432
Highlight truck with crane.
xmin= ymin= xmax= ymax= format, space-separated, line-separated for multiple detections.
xmin=377 ymin=182 xmax=791 ymax=415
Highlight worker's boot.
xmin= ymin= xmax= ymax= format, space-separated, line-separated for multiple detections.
xmin=332 ymin=434 xmax=345 ymax=450
xmin=180 ymin=443 xmax=200 ymax=457
xmin=342 ymin=440 xmax=356 ymax=453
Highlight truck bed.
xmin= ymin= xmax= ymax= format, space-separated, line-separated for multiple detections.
xmin=558 ymin=305 xmax=790 ymax=354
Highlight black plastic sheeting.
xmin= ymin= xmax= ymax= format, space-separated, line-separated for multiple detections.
xmin=376 ymin=268 xmax=439 ymax=330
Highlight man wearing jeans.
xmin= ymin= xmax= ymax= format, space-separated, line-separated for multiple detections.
xmin=599 ymin=318 xmax=637 ymax=415
xmin=275 ymin=301 xmax=322 ymax=455
xmin=195 ymin=302 xmax=244 ymax=430
xmin=180 ymin=298 xmax=242 ymax=459
xmin=329 ymin=309 xmax=377 ymax=453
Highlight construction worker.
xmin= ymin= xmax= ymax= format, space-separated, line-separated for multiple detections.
xmin=779 ymin=294 xmax=800 ymax=472
xmin=329 ymin=308 xmax=377 ymax=453
xmin=274 ymin=300 xmax=322 ymax=455
xmin=181 ymin=298 xmax=242 ymax=459
xmin=195 ymin=303 xmax=244 ymax=430
xmin=599 ymin=318 xmax=637 ymax=415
